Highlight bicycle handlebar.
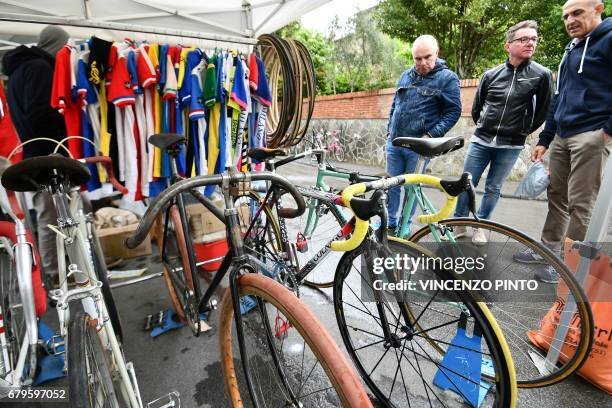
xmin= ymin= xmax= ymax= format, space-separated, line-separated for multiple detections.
xmin=125 ymin=171 xmax=306 ymax=249
xmin=79 ymin=156 xmax=127 ymax=194
xmin=331 ymin=173 xmax=458 ymax=252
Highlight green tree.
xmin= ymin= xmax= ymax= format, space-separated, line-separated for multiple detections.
xmin=328 ymin=10 xmax=412 ymax=93
xmin=373 ymin=0 xmax=585 ymax=77
xmin=276 ymin=22 xmax=334 ymax=94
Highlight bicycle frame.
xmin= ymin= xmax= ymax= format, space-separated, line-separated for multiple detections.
xmin=50 ymin=187 xmax=143 ymax=408
xmin=0 ymin=213 xmax=38 ymax=389
xmin=396 ymin=157 xmax=458 ymax=242
xmin=158 ymin=174 xmax=302 ymax=408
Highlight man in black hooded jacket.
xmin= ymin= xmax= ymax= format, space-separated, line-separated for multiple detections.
xmin=2 ymin=25 xmax=70 ymax=285
xmin=514 ymin=0 xmax=611 ymax=283
xmin=2 ymin=25 xmax=68 ymax=158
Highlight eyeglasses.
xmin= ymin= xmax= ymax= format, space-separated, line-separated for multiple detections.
xmin=511 ymin=36 xmax=539 ymax=44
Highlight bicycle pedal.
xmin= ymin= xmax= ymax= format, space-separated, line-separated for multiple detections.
xmin=146 ymin=391 xmax=181 ymax=408
xmin=144 ymin=311 xmax=166 ymax=331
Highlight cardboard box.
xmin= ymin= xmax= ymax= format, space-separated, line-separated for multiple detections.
xmin=97 ymin=223 xmax=152 ymax=260
xmin=186 ymin=200 xmax=251 ymax=244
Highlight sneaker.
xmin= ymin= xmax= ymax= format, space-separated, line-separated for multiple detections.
xmin=513 ymin=247 xmax=546 ymax=264
xmin=534 ymin=265 xmax=560 ymax=284
xmin=472 ymin=228 xmax=487 ymax=246
xmin=387 ymin=226 xmax=398 ymax=238
xmin=453 ymin=226 xmax=469 ymax=239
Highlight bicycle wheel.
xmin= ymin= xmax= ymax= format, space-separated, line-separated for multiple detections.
xmin=334 ymin=237 xmax=516 ymax=407
xmin=0 ymin=236 xmax=24 ymax=376
xmin=333 ymin=146 xmax=345 ymax=162
xmin=409 ymin=218 xmax=593 ymax=388
xmin=219 ymin=272 xmax=371 ymax=407
xmin=68 ymin=310 xmax=123 ymax=407
xmin=160 ymin=205 xmax=195 ymax=324
xmin=89 ymin=224 xmax=124 ymax=343
xmin=280 ymin=190 xmax=349 ymax=288
xmin=234 ymin=192 xmax=284 ymax=280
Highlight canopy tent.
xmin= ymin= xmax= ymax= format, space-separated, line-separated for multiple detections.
xmin=0 ymin=0 xmax=330 ymax=52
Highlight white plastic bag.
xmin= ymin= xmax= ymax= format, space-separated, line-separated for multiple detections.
xmin=514 ymin=161 xmax=549 ymax=198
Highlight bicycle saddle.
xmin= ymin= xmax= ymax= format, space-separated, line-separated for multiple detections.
xmin=1 ymin=155 xmax=91 ymax=192
xmin=247 ymin=148 xmax=286 ymax=162
xmin=392 ymin=136 xmax=464 ymax=158
xmin=148 ymin=133 xmax=186 ymax=151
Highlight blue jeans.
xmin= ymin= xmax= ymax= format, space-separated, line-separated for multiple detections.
xmin=455 ymin=142 xmax=522 ymax=219
xmin=386 ymin=139 xmax=429 ymax=229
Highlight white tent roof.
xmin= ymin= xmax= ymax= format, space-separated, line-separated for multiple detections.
xmin=0 ymin=0 xmax=330 ymax=50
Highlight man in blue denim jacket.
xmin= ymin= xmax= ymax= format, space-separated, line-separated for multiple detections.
xmin=386 ymin=35 xmax=461 ymax=236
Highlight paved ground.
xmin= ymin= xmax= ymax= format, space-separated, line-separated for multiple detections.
xmin=11 ymin=156 xmax=611 ymax=407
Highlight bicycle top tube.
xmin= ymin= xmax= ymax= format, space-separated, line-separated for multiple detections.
xmin=126 ymin=171 xmax=306 ymax=250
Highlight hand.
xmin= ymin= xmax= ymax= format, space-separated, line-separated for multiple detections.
xmin=603 ymin=131 xmax=611 ymax=145
xmin=531 ymin=145 xmax=547 ymax=162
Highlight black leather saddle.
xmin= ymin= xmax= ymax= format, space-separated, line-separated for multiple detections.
xmin=1 ymin=155 xmax=91 ymax=192
xmin=247 ymin=148 xmax=286 ymax=162
xmin=392 ymin=136 xmax=464 ymax=158
xmin=148 ymin=133 xmax=186 ymax=151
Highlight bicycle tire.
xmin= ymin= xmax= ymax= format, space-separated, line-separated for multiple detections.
xmin=68 ymin=310 xmax=123 ymax=408
xmin=409 ymin=218 xmax=593 ymax=388
xmin=160 ymin=205 xmax=194 ymax=323
xmin=0 ymin=236 xmax=24 ymax=376
xmin=334 ymin=237 xmax=517 ymax=407
xmin=219 ymin=272 xmax=372 ymax=407
xmin=90 ymin=225 xmax=124 ymax=343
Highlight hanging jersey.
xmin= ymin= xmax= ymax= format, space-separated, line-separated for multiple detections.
xmin=51 ymin=45 xmax=82 ymax=158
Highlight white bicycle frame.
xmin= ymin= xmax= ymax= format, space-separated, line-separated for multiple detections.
xmin=0 ymin=199 xmax=38 ymax=391
xmin=0 ymin=184 xmax=142 ymax=407
xmin=50 ymin=187 xmax=143 ymax=408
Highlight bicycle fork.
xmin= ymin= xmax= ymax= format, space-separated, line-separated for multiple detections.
xmin=11 ymin=220 xmax=38 ymax=385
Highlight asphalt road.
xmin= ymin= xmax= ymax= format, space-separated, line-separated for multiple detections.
xmin=10 ymin=156 xmax=611 ymax=407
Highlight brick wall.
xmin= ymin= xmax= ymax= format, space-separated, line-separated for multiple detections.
xmin=306 ymin=79 xmax=480 ymax=119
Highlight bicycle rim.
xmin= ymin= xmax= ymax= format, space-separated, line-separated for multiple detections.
xmin=235 ymin=192 xmax=284 ymax=277
xmin=409 ymin=218 xmax=593 ymax=387
xmin=219 ymin=273 xmax=371 ymax=407
xmin=333 ymin=238 xmax=516 ymax=407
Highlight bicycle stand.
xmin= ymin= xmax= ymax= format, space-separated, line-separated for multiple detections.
xmin=145 ymin=309 xmax=210 ymax=337
xmin=433 ymin=319 xmax=493 ymax=407
xmin=33 ymin=321 xmax=65 ymax=385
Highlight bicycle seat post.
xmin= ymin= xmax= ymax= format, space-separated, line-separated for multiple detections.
xmin=49 ymin=175 xmax=77 ymax=229
xmin=167 ymin=146 xmax=181 ymax=181
xmin=415 ymin=156 xmax=427 ymax=175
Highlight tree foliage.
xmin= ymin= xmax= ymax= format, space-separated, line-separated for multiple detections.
xmin=373 ymin=0 xmax=611 ymax=78
xmin=278 ymin=13 xmax=412 ymax=95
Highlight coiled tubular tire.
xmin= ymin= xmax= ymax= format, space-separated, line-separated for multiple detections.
xmin=334 ymin=238 xmax=516 ymax=407
xmin=219 ymin=273 xmax=372 ymax=407
xmin=68 ymin=311 xmax=123 ymax=407
xmin=409 ymin=218 xmax=593 ymax=388
xmin=258 ymin=34 xmax=316 ymax=148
